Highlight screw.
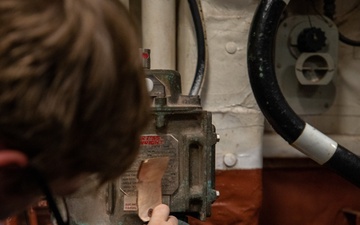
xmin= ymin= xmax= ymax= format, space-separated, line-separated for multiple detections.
xmin=216 ymin=190 xmax=220 ymax=198
xmin=216 ymin=134 xmax=220 ymax=142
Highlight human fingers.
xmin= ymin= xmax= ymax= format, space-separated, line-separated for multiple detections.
xmin=149 ymin=204 xmax=178 ymax=225
xmin=151 ymin=204 xmax=170 ymax=221
xmin=166 ymin=215 xmax=178 ymax=225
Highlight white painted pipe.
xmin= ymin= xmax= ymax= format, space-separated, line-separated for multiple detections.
xmin=142 ymin=0 xmax=176 ymax=69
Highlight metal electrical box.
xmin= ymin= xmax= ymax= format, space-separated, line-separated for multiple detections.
xmin=66 ymin=68 xmax=218 ymax=224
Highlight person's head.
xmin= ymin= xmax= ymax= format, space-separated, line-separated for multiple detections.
xmin=0 ymin=0 xmax=149 ymax=218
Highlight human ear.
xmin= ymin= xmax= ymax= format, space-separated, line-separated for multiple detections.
xmin=0 ymin=150 xmax=28 ymax=168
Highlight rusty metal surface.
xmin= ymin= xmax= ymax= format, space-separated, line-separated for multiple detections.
xmin=138 ymin=110 xmax=217 ymax=220
xmin=66 ymin=69 xmax=218 ymax=224
xmin=343 ymin=209 xmax=360 ymax=225
xmin=189 ymin=169 xmax=262 ymax=225
xmin=3 ymin=217 xmax=18 ymax=225
xmin=260 ymin=160 xmax=360 ymax=225
xmin=122 ymin=135 xmax=178 ymax=195
xmin=1 ymin=200 xmax=51 ymax=225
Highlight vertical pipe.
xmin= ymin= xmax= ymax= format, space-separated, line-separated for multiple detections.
xmin=118 ymin=0 xmax=129 ymax=10
xmin=178 ymin=0 xmax=197 ymax=94
xmin=142 ymin=0 xmax=176 ymax=69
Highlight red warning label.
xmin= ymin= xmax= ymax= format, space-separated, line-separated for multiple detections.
xmin=140 ymin=135 xmax=164 ymax=146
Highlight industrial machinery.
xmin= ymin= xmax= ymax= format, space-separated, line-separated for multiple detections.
xmin=247 ymin=0 xmax=360 ymax=187
xmin=274 ymin=15 xmax=338 ymax=114
xmin=66 ymin=50 xmax=218 ymax=225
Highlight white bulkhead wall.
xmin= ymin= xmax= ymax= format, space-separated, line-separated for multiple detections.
xmin=140 ymin=0 xmax=360 ymax=166
xmin=178 ymin=0 xmax=264 ymax=170
xmin=139 ymin=0 xmax=264 ymax=169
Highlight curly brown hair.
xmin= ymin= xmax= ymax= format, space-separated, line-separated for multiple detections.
xmin=0 ymin=0 xmax=150 ymax=183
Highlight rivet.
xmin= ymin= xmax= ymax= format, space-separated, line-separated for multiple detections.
xmin=223 ymin=153 xmax=237 ymax=167
xmin=225 ymin=42 xmax=238 ymax=54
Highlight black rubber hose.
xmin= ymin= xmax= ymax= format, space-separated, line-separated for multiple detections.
xmin=339 ymin=33 xmax=360 ymax=47
xmin=247 ymin=0 xmax=305 ymax=143
xmin=247 ymin=0 xmax=360 ymax=187
xmin=188 ymin=0 xmax=207 ymax=96
xmin=324 ymin=0 xmax=360 ymax=47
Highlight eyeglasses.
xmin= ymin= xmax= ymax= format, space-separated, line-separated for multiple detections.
xmin=28 ymin=167 xmax=69 ymax=225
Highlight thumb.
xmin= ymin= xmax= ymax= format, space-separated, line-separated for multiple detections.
xmin=151 ymin=204 xmax=170 ymax=221
xmin=149 ymin=204 xmax=178 ymax=224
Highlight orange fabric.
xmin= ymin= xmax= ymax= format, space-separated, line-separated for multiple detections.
xmin=189 ymin=169 xmax=263 ymax=225
xmin=27 ymin=208 xmax=38 ymax=225
xmin=4 ymin=217 xmax=18 ymax=225
xmin=260 ymin=167 xmax=360 ymax=225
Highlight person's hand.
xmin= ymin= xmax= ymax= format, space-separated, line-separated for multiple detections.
xmin=148 ymin=204 xmax=178 ymax=225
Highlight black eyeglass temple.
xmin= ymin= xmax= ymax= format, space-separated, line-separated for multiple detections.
xmin=28 ymin=167 xmax=69 ymax=225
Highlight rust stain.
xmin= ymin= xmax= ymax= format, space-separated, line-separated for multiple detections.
xmin=4 ymin=217 xmax=18 ymax=225
xmin=260 ymin=165 xmax=360 ymax=225
xmin=189 ymin=169 xmax=263 ymax=225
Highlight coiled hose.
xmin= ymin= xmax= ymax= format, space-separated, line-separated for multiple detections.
xmin=247 ymin=0 xmax=360 ymax=187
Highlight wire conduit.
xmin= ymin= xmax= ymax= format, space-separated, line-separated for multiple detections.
xmin=247 ymin=0 xmax=360 ymax=187
xmin=324 ymin=0 xmax=360 ymax=47
xmin=188 ymin=0 xmax=207 ymax=96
